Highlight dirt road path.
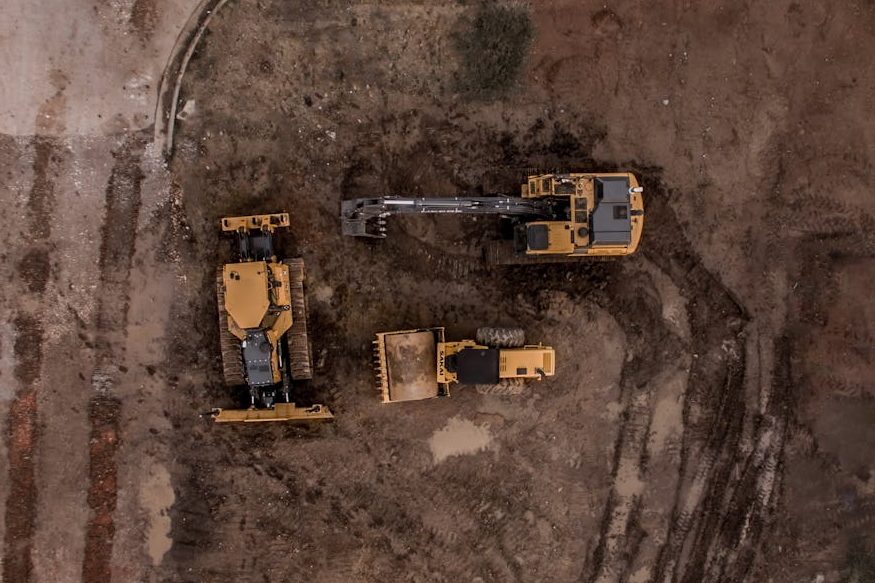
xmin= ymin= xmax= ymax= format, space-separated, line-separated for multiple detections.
xmin=0 ymin=1 xmax=199 ymax=581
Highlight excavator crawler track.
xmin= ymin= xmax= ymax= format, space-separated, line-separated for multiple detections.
xmin=284 ymin=258 xmax=313 ymax=380
xmin=216 ymin=267 xmax=245 ymax=386
xmin=485 ymin=240 xmax=618 ymax=265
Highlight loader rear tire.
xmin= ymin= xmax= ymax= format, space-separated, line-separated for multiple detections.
xmin=475 ymin=327 xmax=526 ymax=348
xmin=216 ymin=267 xmax=245 ymax=386
xmin=476 ymin=378 xmax=526 ymax=397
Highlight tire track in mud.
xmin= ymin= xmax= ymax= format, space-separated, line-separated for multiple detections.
xmin=3 ymin=316 xmax=45 ymax=583
xmin=492 ymin=176 xmax=763 ymax=583
xmin=658 ymin=185 xmax=874 ymax=581
xmin=635 ymin=189 xmax=752 ymax=583
xmin=751 ymin=230 xmax=875 ymax=577
xmin=636 ymin=184 xmax=798 ymax=583
xmin=3 ymin=137 xmax=59 ymax=583
xmin=586 ymin=262 xmax=686 ymax=583
xmin=697 ymin=338 xmax=791 ymax=582
xmin=81 ymin=134 xmax=146 ymax=583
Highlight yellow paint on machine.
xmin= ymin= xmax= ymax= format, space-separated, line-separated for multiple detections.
xmin=211 ymin=403 xmax=334 ymax=423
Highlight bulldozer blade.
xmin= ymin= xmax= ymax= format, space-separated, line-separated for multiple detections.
xmin=210 ymin=403 xmax=334 ymax=423
xmin=284 ymin=258 xmax=313 ymax=380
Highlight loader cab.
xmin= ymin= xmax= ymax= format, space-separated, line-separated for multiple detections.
xmin=444 ymin=347 xmax=501 ymax=385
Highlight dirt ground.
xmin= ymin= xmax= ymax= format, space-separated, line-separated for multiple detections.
xmin=1 ymin=0 xmax=874 ymax=582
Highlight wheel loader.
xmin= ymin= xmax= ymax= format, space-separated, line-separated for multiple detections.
xmin=341 ymin=171 xmax=644 ymax=264
xmin=373 ymin=326 xmax=555 ymax=403
xmin=211 ymin=213 xmax=333 ymax=423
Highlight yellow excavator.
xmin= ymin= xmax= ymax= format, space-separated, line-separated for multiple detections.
xmin=211 ymin=213 xmax=333 ymax=423
xmin=373 ymin=326 xmax=555 ymax=403
xmin=341 ymin=171 xmax=644 ymax=263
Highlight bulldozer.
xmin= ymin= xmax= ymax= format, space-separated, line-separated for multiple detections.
xmin=211 ymin=213 xmax=333 ymax=423
xmin=341 ymin=171 xmax=644 ymax=264
xmin=373 ymin=326 xmax=555 ymax=403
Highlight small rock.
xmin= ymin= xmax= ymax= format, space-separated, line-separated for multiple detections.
xmin=176 ymin=99 xmax=196 ymax=120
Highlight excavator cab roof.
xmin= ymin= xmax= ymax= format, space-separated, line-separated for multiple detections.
xmin=591 ymin=177 xmax=633 ymax=246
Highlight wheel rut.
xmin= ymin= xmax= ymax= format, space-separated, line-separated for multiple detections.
xmin=2 ymin=136 xmax=60 ymax=583
xmin=81 ymin=132 xmax=147 ymax=583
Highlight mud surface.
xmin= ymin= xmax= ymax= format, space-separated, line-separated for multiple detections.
xmin=1 ymin=0 xmax=874 ymax=582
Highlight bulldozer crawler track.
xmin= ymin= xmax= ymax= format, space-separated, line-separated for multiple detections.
xmin=215 ymin=267 xmax=245 ymax=386
xmin=284 ymin=258 xmax=313 ymax=380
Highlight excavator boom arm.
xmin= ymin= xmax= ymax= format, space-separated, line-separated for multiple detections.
xmin=341 ymin=196 xmax=557 ymax=238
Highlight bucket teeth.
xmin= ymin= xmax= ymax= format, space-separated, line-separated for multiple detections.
xmin=372 ymin=338 xmax=390 ymax=403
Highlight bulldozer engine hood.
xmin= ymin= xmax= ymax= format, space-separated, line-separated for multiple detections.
xmin=223 ymin=261 xmax=271 ymax=329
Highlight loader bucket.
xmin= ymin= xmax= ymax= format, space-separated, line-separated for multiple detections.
xmin=374 ymin=327 xmax=448 ymax=403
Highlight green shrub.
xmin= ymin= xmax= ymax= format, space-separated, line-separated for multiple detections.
xmin=454 ymin=2 xmax=534 ymax=97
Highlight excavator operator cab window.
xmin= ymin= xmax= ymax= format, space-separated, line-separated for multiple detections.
xmin=541 ymin=178 xmax=551 ymax=193
xmin=526 ymin=224 xmax=550 ymax=251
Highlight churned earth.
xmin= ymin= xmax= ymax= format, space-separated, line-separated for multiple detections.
xmin=1 ymin=1 xmax=873 ymax=582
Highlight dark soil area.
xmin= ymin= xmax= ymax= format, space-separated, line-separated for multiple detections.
xmin=155 ymin=0 xmax=875 ymax=581
xmin=2 ymin=0 xmax=873 ymax=582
